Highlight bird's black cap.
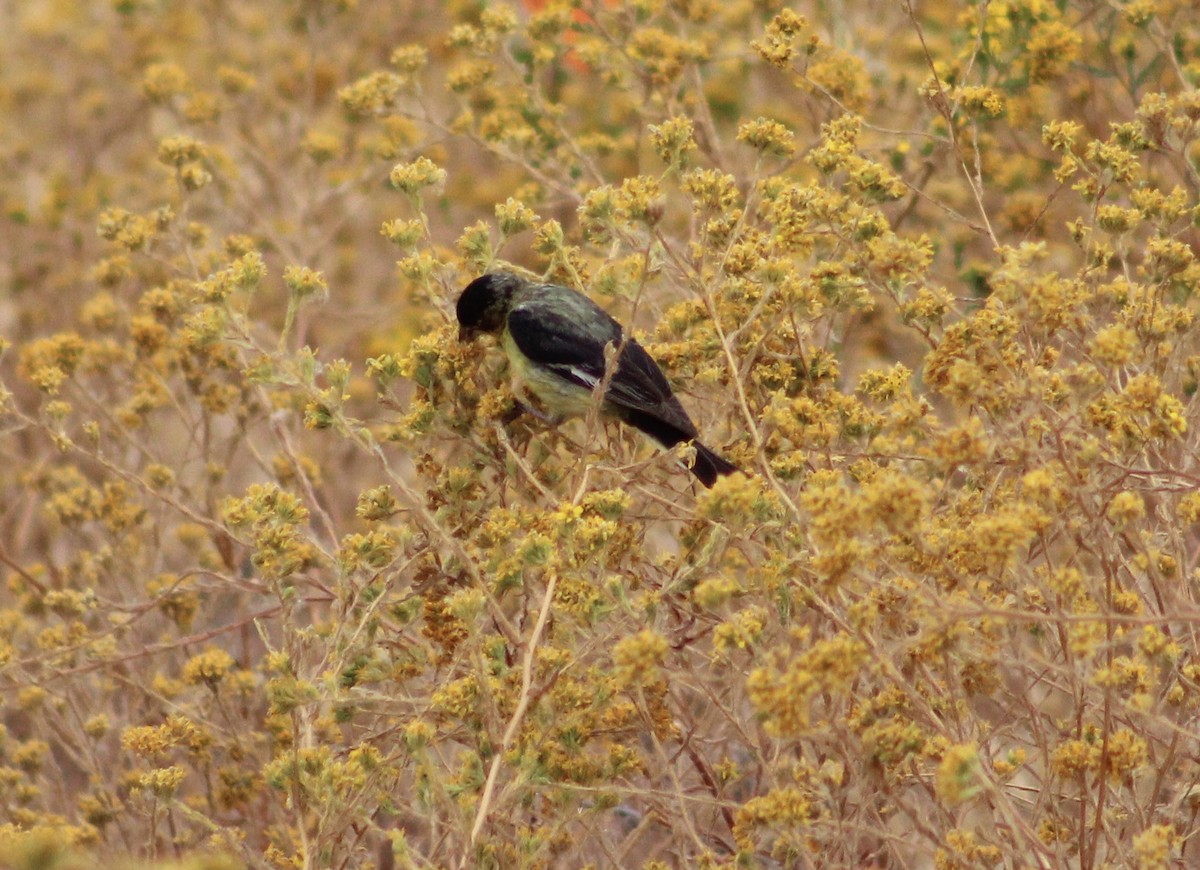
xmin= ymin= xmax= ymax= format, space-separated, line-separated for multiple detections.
xmin=456 ymin=273 xmax=521 ymax=340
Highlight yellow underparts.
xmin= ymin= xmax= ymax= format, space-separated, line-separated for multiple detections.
xmin=502 ymin=329 xmax=608 ymax=419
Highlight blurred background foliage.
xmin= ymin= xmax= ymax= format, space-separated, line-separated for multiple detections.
xmin=2 ymin=0 xmax=1200 ymax=867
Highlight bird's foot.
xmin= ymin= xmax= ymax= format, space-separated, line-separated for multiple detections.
xmin=503 ymin=399 xmax=561 ymax=426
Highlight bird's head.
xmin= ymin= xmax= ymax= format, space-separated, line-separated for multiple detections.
xmin=456 ymin=272 xmax=523 ymax=342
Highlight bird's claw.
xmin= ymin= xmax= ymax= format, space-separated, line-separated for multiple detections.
xmin=503 ymin=399 xmax=560 ymax=426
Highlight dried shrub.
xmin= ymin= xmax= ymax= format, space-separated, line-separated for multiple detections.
xmin=1 ymin=1 xmax=1199 ymax=868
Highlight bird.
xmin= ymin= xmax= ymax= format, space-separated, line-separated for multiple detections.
xmin=455 ymin=271 xmax=738 ymax=487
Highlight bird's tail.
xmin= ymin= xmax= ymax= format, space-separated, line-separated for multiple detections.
xmin=619 ymin=407 xmax=738 ymax=488
xmin=689 ymin=441 xmax=739 ymax=488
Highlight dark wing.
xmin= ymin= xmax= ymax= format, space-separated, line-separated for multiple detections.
xmin=506 ymin=285 xmax=699 ymax=440
xmin=506 ymin=292 xmax=617 ymax=385
xmin=607 ymin=339 xmax=698 ymax=439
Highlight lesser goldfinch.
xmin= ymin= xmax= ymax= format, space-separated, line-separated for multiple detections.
xmin=456 ymin=272 xmax=738 ymax=487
